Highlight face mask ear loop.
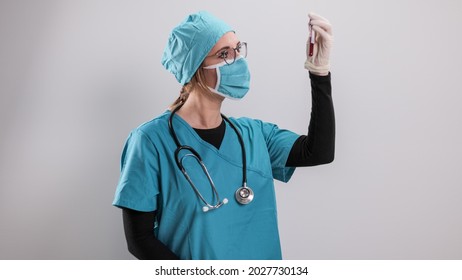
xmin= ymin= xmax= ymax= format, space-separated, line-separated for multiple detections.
xmin=203 ymin=61 xmax=225 ymax=91
xmin=214 ymin=67 xmax=221 ymax=91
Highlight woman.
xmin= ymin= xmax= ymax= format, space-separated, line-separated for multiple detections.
xmin=113 ymin=11 xmax=334 ymax=260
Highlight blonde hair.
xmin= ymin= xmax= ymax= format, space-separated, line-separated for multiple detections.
xmin=169 ymin=67 xmax=214 ymax=111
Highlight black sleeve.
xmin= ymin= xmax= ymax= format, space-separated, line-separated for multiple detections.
xmin=122 ymin=208 xmax=179 ymax=260
xmin=286 ymin=72 xmax=335 ymax=167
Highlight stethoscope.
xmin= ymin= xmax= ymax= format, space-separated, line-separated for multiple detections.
xmin=168 ymin=103 xmax=254 ymax=212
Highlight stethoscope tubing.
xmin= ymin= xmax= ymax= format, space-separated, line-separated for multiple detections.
xmin=169 ymin=103 xmax=247 ymax=187
xmin=168 ymin=102 xmax=252 ymax=211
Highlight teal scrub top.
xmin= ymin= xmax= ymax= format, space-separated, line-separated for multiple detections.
xmin=113 ymin=111 xmax=299 ymax=259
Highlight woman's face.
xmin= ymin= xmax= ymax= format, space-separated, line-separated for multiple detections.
xmin=202 ymin=32 xmax=240 ymax=89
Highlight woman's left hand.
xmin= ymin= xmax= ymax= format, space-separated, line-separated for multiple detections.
xmin=304 ymin=13 xmax=333 ymax=76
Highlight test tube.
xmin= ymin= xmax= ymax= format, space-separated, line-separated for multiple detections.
xmin=309 ymin=24 xmax=315 ymax=57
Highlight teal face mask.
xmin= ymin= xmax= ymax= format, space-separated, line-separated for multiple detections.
xmin=203 ymin=57 xmax=251 ymax=99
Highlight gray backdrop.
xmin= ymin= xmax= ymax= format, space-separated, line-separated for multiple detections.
xmin=1 ymin=0 xmax=461 ymax=259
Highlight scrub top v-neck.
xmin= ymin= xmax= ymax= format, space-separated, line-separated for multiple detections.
xmin=193 ymin=119 xmax=225 ymax=150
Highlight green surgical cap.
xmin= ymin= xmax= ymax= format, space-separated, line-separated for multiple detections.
xmin=161 ymin=11 xmax=233 ymax=85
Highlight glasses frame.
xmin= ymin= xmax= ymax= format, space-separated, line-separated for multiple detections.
xmin=206 ymin=42 xmax=247 ymax=65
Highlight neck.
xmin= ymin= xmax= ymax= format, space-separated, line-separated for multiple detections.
xmin=176 ymin=89 xmax=224 ymax=129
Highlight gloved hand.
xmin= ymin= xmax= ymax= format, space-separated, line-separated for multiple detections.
xmin=304 ymin=13 xmax=333 ymax=76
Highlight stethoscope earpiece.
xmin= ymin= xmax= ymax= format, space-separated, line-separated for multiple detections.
xmin=202 ymin=198 xmax=229 ymax=212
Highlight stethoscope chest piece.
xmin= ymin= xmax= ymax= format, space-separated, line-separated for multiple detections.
xmin=235 ymin=185 xmax=254 ymax=205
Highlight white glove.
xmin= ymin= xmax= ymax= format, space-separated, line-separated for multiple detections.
xmin=304 ymin=13 xmax=333 ymax=76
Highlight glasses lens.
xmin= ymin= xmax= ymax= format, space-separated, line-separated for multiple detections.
xmin=222 ymin=43 xmax=247 ymax=65
xmin=238 ymin=42 xmax=247 ymax=58
xmin=224 ymin=50 xmax=235 ymax=65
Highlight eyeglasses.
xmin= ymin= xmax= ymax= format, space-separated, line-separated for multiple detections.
xmin=207 ymin=42 xmax=247 ymax=65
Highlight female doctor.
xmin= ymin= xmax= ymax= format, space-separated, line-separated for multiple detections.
xmin=113 ymin=11 xmax=335 ymax=260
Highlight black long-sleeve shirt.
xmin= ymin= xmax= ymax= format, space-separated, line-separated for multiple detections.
xmin=122 ymin=72 xmax=335 ymax=259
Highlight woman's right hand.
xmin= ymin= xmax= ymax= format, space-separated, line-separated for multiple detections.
xmin=304 ymin=13 xmax=333 ymax=76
